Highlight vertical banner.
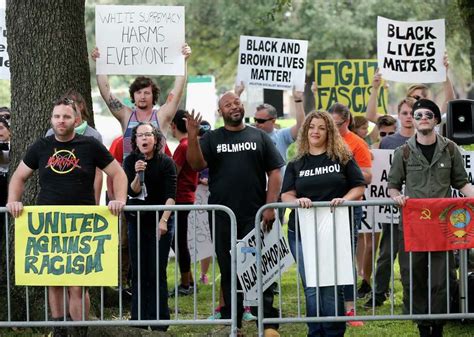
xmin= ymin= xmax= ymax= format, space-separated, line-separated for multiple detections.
xmin=298 ymin=207 xmax=354 ymax=287
xmin=0 ymin=8 xmax=9 ymax=79
xmin=237 ymin=35 xmax=308 ymax=91
xmin=95 ymin=5 xmax=185 ymax=75
xmin=314 ymin=59 xmax=387 ymax=115
xmin=187 ymin=184 xmax=213 ymax=261
xmin=15 ymin=206 xmax=118 ymax=286
xmin=236 ymin=218 xmax=294 ymax=300
xmin=377 ymin=16 xmax=445 ymax=83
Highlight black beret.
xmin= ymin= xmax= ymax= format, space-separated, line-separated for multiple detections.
xmin=412 ymin=99 xmax=441 ymax=124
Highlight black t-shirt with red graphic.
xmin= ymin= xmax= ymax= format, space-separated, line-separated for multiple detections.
xmin=23 ymin=134 xmax=114 ymax=205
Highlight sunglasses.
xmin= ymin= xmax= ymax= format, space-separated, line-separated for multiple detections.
xmin=0 ymin=113 xmax=10 ymax=120
xmin=410 ymin=95 xmax=422 ymax=100
xmin=254 ymin=117 xmax=274 ymax=124
xmin=413 ymin=111 xmax=434 ymax=121
xmin=379 ymin=131 xmax=395 ymax=137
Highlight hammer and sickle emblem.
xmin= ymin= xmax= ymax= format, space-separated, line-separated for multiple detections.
xmin=420 ymin=208 xmax=432 ymax=220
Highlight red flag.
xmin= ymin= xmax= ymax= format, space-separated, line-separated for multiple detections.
xmin=402 ymin=198 xmax=474 ymax=252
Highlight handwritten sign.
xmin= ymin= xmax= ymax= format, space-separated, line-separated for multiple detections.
xmin=187 ymin=184 xmax=213 ymax=261
xmin=314 ymin=59 xmax=387 ymax=115
xmin=237 ymin=35 xmax=308 ymax=91
xmin=95 ymin=5 xmax=185 ymax=75
xmin=15 ymin=206 xmax=118 ymax=286
xmin=0 ymin=8 xmax=9 ymax=79
xmin=377 ymin=16 xmax=445 ymax=83
xmin=236 ymin=218 xmax=294 ymax=300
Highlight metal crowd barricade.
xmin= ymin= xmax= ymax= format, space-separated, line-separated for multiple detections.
xmin=0 ymin=204 xmax=238 ymax=336
xmin=254 ymin=200 xmax=474 ymax=337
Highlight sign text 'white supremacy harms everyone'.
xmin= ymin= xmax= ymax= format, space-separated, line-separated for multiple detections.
xmin=377 ymin=16 xmax=445 ymax=83
xmin=237 ymin=36 xmax=308 ymax=91
xmin=95 ymin=5 xmax=185 ymax=76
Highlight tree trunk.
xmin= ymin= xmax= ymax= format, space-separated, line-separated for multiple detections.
xmin=458 ymin=0 xmax=474 ymax=82
xmin=3 ymin=0 xmax=92 ymax=321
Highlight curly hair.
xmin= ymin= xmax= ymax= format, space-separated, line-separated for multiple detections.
xmin=130 ymin=122 xmax=164 ymax=155
xmin=129 ymin=76 xmax=161 ymax=105
xmin=295 ymin=111 xmax=352 ymax=165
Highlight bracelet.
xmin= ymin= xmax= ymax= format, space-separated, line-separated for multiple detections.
xmin=294 ymin=99 xmax=303 ymax=103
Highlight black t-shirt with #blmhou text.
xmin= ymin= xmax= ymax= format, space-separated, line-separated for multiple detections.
xmin=281 ymin=152 xmax=365 ymax=231
xmin=200 ymin=126 xmax=284 ymax=224
xmin=23 ymin=134 xmax=114 ymax=205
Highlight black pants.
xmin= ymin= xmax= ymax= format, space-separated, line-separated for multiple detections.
xmin=373 ymin=223 xmax=399 ymax=298
xmin=173 ymin=204 xmax=192 ymax=276
xmin=211 ymin=213 xmax=278 ymax=329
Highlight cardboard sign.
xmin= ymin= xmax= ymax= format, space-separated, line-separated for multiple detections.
xmin=95 ymin=5 xmax=185 ymax=75
xmin=0 ymin=8 xmax=9 ymax=79
xmin=187 ymin=184 xmax=214 ymax=261
xmin=237 ymin=35 xmax=308 ymax=91
xmin=314 ymin=59 xmax=387 ymax=115
xmin=236 ymin=218 xmax=294 ymax=300
xmin=377 ymin=16 xmax=445 ymax=83
xmin=15 ymin=206 xmax=118 ymax=286
xmin=298 ymin=207 xmax=354 ymax=287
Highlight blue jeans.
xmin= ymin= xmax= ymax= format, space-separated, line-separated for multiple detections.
xmin=288 ymin=228 xmax=346 ymax=337
xmin=128 ymin=211 xmax=173 ymax=329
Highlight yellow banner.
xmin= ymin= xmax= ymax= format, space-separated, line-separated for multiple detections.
xmin=15 ymin=206 xmax=118 ymax=286
xmin=314 ymin=59 xmax=388 ymax=116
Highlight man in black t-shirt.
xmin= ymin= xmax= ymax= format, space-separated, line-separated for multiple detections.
xmin=186 ymin=92 xmax=284 ymax=337
xmin=7 ymin=97 xmax=127 ymax=337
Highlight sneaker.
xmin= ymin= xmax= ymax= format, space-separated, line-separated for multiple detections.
xmin=357 ymin=279 xmax=372 ymax=299
xmin=168 ymin=284 xmax=193 ymax=297
xmin=345 ymin=309 xmax=364 ymax=327
xmin=200 ymin=274 xmax=209 ymax=285
xmin=207 ymin=309 xmax=222 ymax=320
xmin=364 ymin=295 xmax=385 ymax=309
xmin=242 ymin=307 xmax=257 ymax=321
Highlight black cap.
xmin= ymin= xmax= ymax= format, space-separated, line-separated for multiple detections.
xmin=412 ymin=99 xmax=441 ymax=124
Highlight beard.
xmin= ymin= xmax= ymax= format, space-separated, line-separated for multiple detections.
xmin=419 ymin=127 xmax=434 ymax=136
xmin=223 ymin=107 xmax=245 ymax=126
xmin=53 ymin=124 xmax=75 ymax=138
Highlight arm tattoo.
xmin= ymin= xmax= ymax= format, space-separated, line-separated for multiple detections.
xmin=108 ymin=96 xmax=124 ymax=113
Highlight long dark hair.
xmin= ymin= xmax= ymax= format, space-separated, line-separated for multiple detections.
xmin=131 ymin=122 xmax=163 ymax=156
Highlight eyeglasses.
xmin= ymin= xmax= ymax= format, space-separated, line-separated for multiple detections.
xmin=254 ymin=117 xmax=274 ymax=124
xmin=136 ymin=132 xmax=154 ymax=138
xmin=412 ymin=111 xmax=434 ymax=121
xmin=379 ymin=131 xmax=395 ymax=137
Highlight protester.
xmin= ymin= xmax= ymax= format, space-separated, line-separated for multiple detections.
xmin=354 ymin=114 xmax=398 ymax=301
xmin=6 ymin=95 xmax=127 ymax=337
xmin=281 ymin=110 xmax=365 ymax=336
xmin=91 ymin=44 xmax=191 ymax=160
xmin=186 ymin=92 xmax=284 ymax=337
xmin=353 ymin=116 xmax=378 ymax=146
xmin=364 ymin=93 xmax=417 ymax=308
xmin=328 ymin=102 xmax=371 ymax=326
xmin=388 ymin=99 xmax=474 ymax=337
xmin=169 ymin=109 xmax=199 ymax=296
xmin=123 ymin=122 xmax=176 ymax=330
xmin=45 ymin=89 xmax=103 ymax=204
xmin=0 ymin=116 xmax=9 ymax=266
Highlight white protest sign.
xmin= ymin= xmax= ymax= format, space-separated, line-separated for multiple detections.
xmin=452 ymin=149 xmax=474 ymax=197
xmin=237 ymin=35 xmax=308 ymax=91
xmin=365 ymin=149 xmax=400 ymax=225
xmin=377 ymin=16 xmax=445 ymax=83
xmin=0 ymin=8 xmax=9 ymax=80
xmin=187 ymin=184 xmax=213 ymax=261
xmin=236 ymin=218 xmax=294 ymax=301
xmin=359 ymin=202 xmax=383 ymax=234
xmin=298 ymin=207 xmax=354 ymax=287
xmin=95 ymin=5 xmax=185 ymax=76
xmin=185 ymin=76 xmax=217 ymax=128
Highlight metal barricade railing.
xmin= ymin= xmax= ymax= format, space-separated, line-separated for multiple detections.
xmin=254 ymin=200 xmax=474 ymax=336
xmin=0 ymin=204 xmax=238 ymax=336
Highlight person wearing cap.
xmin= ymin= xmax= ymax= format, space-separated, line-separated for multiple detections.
xmin=388 ymin=99 xmax=474 ymax=337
